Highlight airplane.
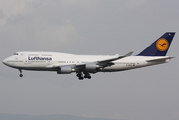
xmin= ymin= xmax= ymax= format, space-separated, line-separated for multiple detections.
xmin=2 ymin=32 xmax=175 ymax=80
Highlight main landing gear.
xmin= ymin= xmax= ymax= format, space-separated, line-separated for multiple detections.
xmin=19 ymin=69 xmax=23 ymax=77
xmin=76 ymin=72 xmax=91 ymax=80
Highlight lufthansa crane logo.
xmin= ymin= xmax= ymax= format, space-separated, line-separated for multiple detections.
xmin=156 ymin=38 xmax=169 ymax=51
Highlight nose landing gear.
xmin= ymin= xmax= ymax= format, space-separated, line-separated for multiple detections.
xmin=19 ymin=69 xmax=23 ymax=77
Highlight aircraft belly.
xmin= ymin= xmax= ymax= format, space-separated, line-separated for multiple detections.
xmin=101 ymin=64 xmax=133 ymax=72
xmin=101 ymin=61 xmax=148 ymax=72
xmin=12 ymin=66 xmax=57 ymax=71
xmin=146 ymin=60 xmax=169 ymax=66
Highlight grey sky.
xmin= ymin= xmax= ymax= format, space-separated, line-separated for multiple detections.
xmin=0 ymin=0 xmax=179 ymax=120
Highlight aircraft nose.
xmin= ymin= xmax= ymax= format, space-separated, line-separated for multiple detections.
xmin=2 ymin=59 xmax=7 ymax=65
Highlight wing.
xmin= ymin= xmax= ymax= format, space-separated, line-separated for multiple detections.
xmin=47 ymin=51 xmax=133 ymax=73
xmin=70 ymin=52 xmax=133 ymax=72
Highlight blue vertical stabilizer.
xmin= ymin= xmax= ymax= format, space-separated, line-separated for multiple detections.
xmin=138 ymin=32 xmax=175 ymax=56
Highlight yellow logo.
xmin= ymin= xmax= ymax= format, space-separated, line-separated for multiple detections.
xmin=156 ymin=38 xmax=169 ymax=51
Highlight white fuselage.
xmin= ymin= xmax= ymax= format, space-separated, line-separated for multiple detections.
xmin=3 ymin=51 xmax=170 ymax=73
xmin=2 ymin=32 xmax=175 ymax=79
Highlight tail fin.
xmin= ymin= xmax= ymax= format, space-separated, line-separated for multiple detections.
xmin=138 ymin=32 xmax=175 ymax=56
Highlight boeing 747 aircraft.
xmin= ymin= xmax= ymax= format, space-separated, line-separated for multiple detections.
xmin=3 ymin=32 xmax=175 ymax=80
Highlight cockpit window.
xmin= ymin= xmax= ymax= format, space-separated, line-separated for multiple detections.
xmin=13 ymin=53 xmax=18 ymax=55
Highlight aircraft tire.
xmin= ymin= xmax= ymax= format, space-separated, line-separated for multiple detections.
xmin=79 ymin=77 xmax=83 ymax=80
xmin=19 ymin=74 xmax=23 ymax=77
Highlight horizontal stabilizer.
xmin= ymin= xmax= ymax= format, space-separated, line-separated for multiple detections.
xmin=146 ymin=57 xmax=174 ymax=62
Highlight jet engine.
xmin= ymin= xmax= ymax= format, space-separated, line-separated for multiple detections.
xmin=85 ymin=63 xmax=99 ymax=71
xmin=57 ymin=66 xmax=72 ymax=74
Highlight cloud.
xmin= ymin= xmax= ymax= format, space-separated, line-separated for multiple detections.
xmin=60 ymin=0 xmax=99 ymax=10
xmin=0 ymin=0 xmax=25 ymax=17
xmin=0 ymin=0 xmax=41 ymax=26
xmin=34 ymin=20 xmax=79 ymax=49
xmin=126 ymin=0 xmax=146 ymax=9
xmin=0 ymin=18 xmax=6 ymax=26
xmin=0 ymin=0 xmax=82 ymax=52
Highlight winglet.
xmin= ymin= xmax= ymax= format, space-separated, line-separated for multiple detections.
xmin=117 ymin=51 xmax=133 ymax=59
xmin=124 ymin=51 xmax=133 ymax=57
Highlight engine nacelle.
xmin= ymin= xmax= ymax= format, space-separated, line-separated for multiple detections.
xmin=85 ymin=63 xmax=99 ymax=71
xmin=57 ymin=66 xmax=72 ymax=74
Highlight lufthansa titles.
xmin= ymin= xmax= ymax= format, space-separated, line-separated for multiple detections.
xmin=28 ymin=56 xmax=52 ymax=61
